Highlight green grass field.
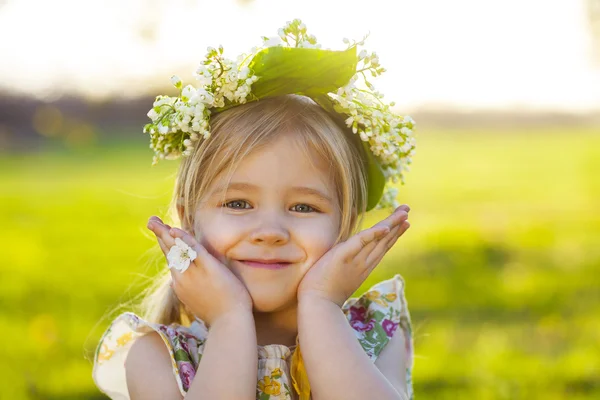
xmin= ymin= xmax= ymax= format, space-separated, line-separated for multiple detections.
xmin=1 ymin=128 xmax=599 ymax=399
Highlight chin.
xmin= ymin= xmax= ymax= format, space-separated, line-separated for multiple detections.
xmin=250 ymin=290 xmax=296 ymax=313
xmin=234 ymin=269 xmax=300 ymax=313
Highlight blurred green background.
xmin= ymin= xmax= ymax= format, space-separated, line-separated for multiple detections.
xmin=2 ymin=0 xmax=600 ymax=399
xmin=1 ymin=128 xmax=599 ymax=399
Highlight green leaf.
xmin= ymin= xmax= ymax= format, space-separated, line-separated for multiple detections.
xmin=259 ymin=393 xmax=270 ymax=400
xmin=249 ymin=46 xmax=358 ymax=99
xmin=361 ymin=140 xmax=386 ymax=211
xmin=311 ymin=93 xmax=385 ymax=211
xmin=173 ymin=349 xmax=191 ymax=362
xmin=218 ymin=45 xmax=386 ymax=211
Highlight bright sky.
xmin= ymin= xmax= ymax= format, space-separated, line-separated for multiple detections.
xmin=0 ymin=0 xmax=599 ymax=111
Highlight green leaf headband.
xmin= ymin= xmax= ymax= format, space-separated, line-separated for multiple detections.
xmin=143 ymin=19 xmax=416 ymax=211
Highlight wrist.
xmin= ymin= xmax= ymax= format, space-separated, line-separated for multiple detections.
xmin=298 ymin=292 xmax=342 ymax=309
xmin=298 ymin=290 xmax=345 ymax=308
xmin=207 ymin=307 xmax=254 ymax=329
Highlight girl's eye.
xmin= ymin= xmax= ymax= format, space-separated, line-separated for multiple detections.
xmin=224 ymin=200 xmax=251 ymax=209
xmin=223 ymin=201 xmax=317 ymax=213
xmin=291 ymin=204 xmax=317 ymax=213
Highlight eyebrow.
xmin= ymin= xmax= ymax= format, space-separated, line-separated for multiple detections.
xmin=210 ymin=182 xmax=334 ymax=204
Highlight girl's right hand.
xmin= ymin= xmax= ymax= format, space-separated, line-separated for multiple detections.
xmin=147 ymin=216 xmax=253 ymax=326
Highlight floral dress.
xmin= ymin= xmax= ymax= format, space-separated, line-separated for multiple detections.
xmin=93 ymin=274 xmax=414 ymax=399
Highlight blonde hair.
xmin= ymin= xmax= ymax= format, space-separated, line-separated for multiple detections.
xmin=141 ymin=95 xmax=369 ymax=325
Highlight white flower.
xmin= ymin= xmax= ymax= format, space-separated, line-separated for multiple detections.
xmin=194 ymin=66 xmax=213 ymax=87
xmin=144 ymin=19 xmax=416 ymax=211
xmin=181 ymin=85 xmax=195 ymax=101
xmin=196 ymin=88 xmax=214 ymax=105
xmin=239 ymin=66 xmax=250 ymax=80
xmin=170 ymin=75 xmax=182 ymax=89
xmin=226 ymin=70 xmax=238 ymax=82
xmin=157 ymin=123 xmax=169 ymax=135
xmin=167 ymin=237 xmax=197 ymax=273
xmin=147 ymin=109 xmax=159 ymax=121
xmin=400 ymin=127 xmax=412 ymax=136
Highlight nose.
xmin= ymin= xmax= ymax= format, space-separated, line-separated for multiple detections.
xmin=249 ymin=219 xmax=290 ymax=246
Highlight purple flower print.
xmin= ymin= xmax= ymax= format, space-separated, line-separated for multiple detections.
xmin=178 ymin=361 xmax=196 ymax=389
xmin=382 ymin=319 xmax=399 ymax=337
xmin=178 ymin=335 xmax=190 ymax=354
xmin=349 ymin=305 xmax=367 ymax=323
xmin=159 ymin=325 xmax=176 ymax=337
xmin=351 ymin=318 xmax=376 ymax=332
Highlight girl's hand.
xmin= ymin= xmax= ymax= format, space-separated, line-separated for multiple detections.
xmin=147 ymin=216 xmax=253 ymax=326
xmin=297 ymin=205 xmax=411 ymax=306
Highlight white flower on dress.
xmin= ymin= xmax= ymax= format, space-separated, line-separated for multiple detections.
xmin=167 ymin=238 xmax=197 ymax=273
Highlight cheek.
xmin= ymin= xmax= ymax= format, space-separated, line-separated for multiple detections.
xmin=295 ymin=218 xmax=339 ymax=260
xmin=193 ymin=213 xmax=244 ymax=261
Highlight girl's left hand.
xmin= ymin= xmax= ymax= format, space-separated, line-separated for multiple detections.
xmin=297 ymin=205 xmax=411 ymax=306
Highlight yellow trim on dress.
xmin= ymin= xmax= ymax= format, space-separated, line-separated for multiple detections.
xmin=290 ymin=337 xmax=311 ymax=400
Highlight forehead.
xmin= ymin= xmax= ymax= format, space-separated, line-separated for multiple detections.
xmin=210 ymin=134 xmax=335 ymax=195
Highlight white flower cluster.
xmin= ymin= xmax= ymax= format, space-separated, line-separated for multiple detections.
xmin=329 ymin=42 xmax=416 ymax=209
xmin=143 ymin=19 xmax=415 ymax=209
xmin=143 ymin=46 xmax=259 ymax=165
xmin=261 ymin=19 xmax=321 ymax=49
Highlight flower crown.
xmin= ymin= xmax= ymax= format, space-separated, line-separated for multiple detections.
xmin=143 ymin=19 xmax=416 ymax=211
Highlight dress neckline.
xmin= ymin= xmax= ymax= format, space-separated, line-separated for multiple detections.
xmin=192 ymin=317 xmax=298 ymax=351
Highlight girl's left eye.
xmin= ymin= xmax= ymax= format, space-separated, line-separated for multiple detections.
xmin=291 ymin=204 xmax=317 ymax=213
xmin=224 ymin=200 xmax=251 ymax=209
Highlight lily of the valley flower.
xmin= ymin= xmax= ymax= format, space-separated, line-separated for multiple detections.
xmin=143 ymin=19 xmax=416 ymax=208
xmin=167 ymin=238 xmax=197 ymax=273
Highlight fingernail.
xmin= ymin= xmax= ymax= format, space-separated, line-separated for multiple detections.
xmin=147 ymin=222 xmax=153 ymax=230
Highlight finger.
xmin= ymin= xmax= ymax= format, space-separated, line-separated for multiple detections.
xmin=147 ymin=216 xmax=170 ymax=231
xmin=370 ymin=209 xmax=409 ymax=235
xmin=147 ymin=218 xmax=177 ymax=252
xmin=368 ymin=221 xmax=411 ymax=267
xmin=155 ymin=236 xmax=170 ymax=255
xmin=396 ymin=204 xmax=410 ymax=213
xmin=342 ymin=225 xmax=390 ymax=262
xmin=366 ymin=223 xmax=402 ymax=265
xmin=147 ymin=218 xmax=171 ymax=254
xmin=365 ymin=219 xmax=410 ymax=266
xmin=346 ymin=209 xmax=407 ymax=264
xmin=360 ymin=217 xmax=406 ymax=267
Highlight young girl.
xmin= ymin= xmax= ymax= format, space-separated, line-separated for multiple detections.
xmin=93 ymin=20 xmax=416 ymax=400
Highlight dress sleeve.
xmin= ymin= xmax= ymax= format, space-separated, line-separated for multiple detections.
xmin=342 ymin=274 xmax=414 ymax=398
xmin=92 ymin=312 xmax=208 ymax=399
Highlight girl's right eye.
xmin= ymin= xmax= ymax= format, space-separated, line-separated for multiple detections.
xmin=224 ymin=200 xmax=252 ymax=209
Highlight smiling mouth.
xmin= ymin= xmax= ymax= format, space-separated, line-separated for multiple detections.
xmin=238 ymin=260 xmax=292 ymax=270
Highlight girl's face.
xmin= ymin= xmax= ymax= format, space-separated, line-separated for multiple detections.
xmin=193 ymin=134 xmax=341 ymax=312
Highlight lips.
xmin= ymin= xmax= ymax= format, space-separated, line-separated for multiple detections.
xmin=238 ymin=259 xmax=292 ymax=270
